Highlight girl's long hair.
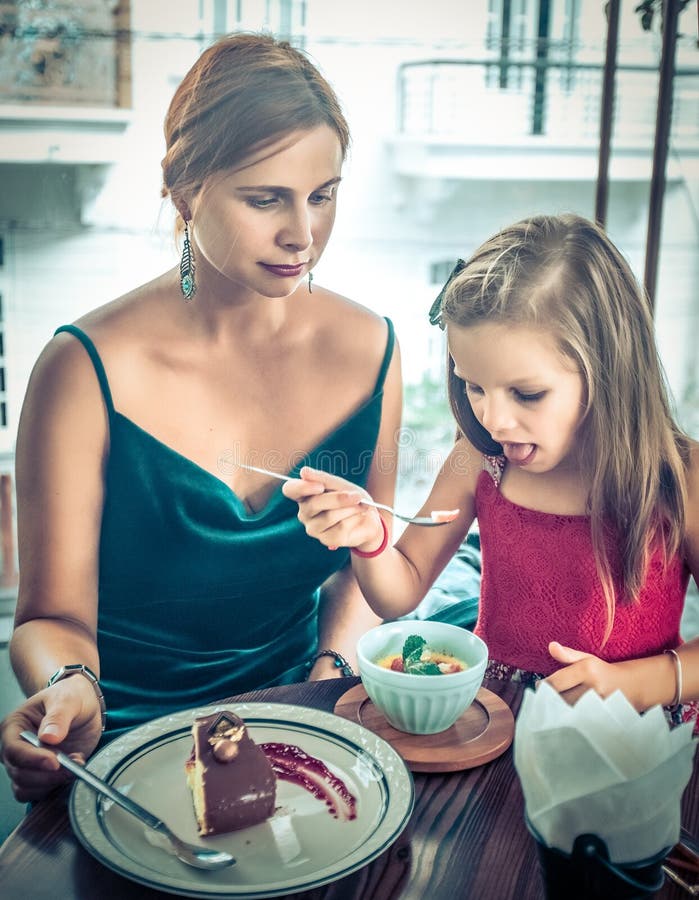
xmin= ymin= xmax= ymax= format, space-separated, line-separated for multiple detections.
xmin=441 ymin=214 xmax=689 ymax=642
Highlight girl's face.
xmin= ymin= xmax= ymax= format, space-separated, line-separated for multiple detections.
xmin=448 ymin=322 xmax=586 ymax=473
xmin=190 ymin=125 xmax=343 ymax=298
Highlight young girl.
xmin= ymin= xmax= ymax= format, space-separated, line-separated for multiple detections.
xmin=284 ymin=213 xmax=698 ymax=725
xmin=1 ymin=32 xmax=400 ymax=801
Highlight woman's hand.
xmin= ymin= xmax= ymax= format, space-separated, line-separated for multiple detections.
xmin=282 ymin=465 xmax=385 ymax=553
xmin=0 ymin=678 xmax=104 ymax=802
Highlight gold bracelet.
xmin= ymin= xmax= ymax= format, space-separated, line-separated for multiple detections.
xmin=47 ymin=664 xmax=107 ymax=731
xmin=664 ymin=648 xmax=683 ymax=707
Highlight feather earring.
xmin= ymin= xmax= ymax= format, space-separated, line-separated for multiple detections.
xmin=180 ymin=220 xmax=196 ymax=300
xmin=308 ymin=271 xmax=313 ymax=294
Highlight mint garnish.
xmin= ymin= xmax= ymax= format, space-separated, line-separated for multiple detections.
xmin=403 ymin=634 xmax=454 ymax=675
xmin=400 ymin=634 xmax=448 ymax=675
xmin=402 ymin=634 xmax=426 ymax=668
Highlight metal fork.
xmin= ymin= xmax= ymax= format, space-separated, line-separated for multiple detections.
xmin=236 ymin=462 xmax=459 ymax=526
xmin=20 ymin=731 xmax=236 ymax=871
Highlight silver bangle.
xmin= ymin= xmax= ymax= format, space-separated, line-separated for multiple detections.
xmin=664 ymin=648 xmax=683 ymax=707
xmin=47 ymin=664 xmax=106 ymax=731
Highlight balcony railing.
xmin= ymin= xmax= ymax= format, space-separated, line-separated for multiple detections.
xmin=397 ymin=59 xmax=699 ymax=150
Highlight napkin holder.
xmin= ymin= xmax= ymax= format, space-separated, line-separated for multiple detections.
xmin=527 ymin=819 xmax=669 ymax=900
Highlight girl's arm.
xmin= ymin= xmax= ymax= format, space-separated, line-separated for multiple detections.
xmin=0 ymin=333 xmax=107 ymax=800
xmin=547 ymin=440 xmax=699 ymax=710
xmin=284 ymin=436 xmax=480 ymax=620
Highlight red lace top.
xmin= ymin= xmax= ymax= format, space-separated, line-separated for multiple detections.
xmin=473 ymin=458 xmax=689 ymax=675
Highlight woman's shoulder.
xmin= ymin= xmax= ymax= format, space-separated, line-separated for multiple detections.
xmin=75 ymin=270 xmax=174 ymax=338
xmin=313 ymin=284 xmax=391 ymax=333
xmin=31 ymin=272 xmax=174 ymax=405
xmin=19 ymin=317 xmax=118 ymax=459
xmin=45 ymin=268 xmax=171 ymax=347
xmin=307 ymin=285 xmax=397 ymax=366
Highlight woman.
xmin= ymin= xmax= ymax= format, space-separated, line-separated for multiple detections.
xmin=0 ymin=32 xmax=401 ymax=801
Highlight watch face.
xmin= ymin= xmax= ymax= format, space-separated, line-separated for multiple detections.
xmin=65 ymin=665 xmax=87 ymax=677
xmin=50 ymin=664 xmax=97 ymax=683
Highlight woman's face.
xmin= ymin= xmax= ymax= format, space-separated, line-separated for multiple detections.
xmin=190 ymin=125 xmax=343 ymax=298
xmin=448 ymin=322 xmax=587 ymax=473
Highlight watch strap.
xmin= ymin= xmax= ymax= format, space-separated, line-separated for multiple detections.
xmin=47 ymin=664 xmax=106 ymax=732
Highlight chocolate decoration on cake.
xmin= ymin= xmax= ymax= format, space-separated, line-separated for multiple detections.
xmin=208 ymin=713 xmax=245 ymax=762
xmin=186 ymin=711 xmax=276 ymax=836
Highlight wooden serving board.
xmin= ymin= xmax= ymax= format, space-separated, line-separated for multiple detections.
xmin=334 ymin=683 xmax=515 ymax=773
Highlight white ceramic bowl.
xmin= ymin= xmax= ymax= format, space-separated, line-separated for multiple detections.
xmin=357 ymin=620 xmax=488 ymax=735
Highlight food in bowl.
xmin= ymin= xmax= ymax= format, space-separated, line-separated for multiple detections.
xmin=357 ymin=621 xmax=489 ymax=734
xmin=376 ymin=634 xmax=467 ymax=675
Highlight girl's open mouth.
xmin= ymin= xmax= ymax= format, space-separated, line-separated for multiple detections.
xmin=502 ymin=442 xmax=536 ymax=466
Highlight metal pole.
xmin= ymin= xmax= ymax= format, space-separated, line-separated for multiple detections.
xmin=532 ymin=0 xmax=551 ymax=135
xmin=499 ymin=0 xmax=512 ymax=89
xmin=595 ymin=0 xmax=621 ymax=228
xmin=644 ymin=0 xmax=681 ymax=312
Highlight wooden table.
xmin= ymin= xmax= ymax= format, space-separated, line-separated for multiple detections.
xmin=0 ymin=676 xmax=695 ymax=899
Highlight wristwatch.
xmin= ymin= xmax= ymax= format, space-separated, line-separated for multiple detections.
xmin=46 ymin=663 xmax=107 ymax=731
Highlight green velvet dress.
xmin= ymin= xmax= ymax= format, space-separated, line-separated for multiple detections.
xmin=55 ymin=321 xmax=394 ymax=741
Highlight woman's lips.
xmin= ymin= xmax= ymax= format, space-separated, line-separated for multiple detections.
xmin=260 ymin=263 xmax=306 ymax=277
xmin=502 ymin=442 xmax=536 ymax=466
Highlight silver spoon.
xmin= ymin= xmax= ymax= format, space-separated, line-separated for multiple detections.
xmin=20 ymin=730 xmax=236 ymax=871
xmin=237 ymin=462 xmax=459 ymax=526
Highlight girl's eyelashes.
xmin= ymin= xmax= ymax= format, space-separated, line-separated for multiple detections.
xmin=463 ymin=382 xmax=546 ymax=404
xmin=515 ymin=390 xmax=546 ymax=403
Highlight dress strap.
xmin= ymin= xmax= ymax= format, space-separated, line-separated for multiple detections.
xmin=373 ymin=317 xmax=395 ymax=393
xmin=54 ymin=325 xmax=115 ymax=419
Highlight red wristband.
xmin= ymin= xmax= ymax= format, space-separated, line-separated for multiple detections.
xmin=351 ymin=514 xmax=389 ymax=558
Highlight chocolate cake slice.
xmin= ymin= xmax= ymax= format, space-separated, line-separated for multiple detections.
xmin=185 ymin=711 xmax=276 ymax=836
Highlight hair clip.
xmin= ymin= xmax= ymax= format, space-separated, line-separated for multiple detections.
xmin=428 ymin=258 xmax=466 ymax=330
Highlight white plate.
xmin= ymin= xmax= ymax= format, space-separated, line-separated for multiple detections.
xmin=69 ymin=702 xmax=414 ymax=898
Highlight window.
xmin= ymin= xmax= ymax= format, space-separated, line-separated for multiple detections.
xmin=209 ymin=0 xmax=307 ymax=43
